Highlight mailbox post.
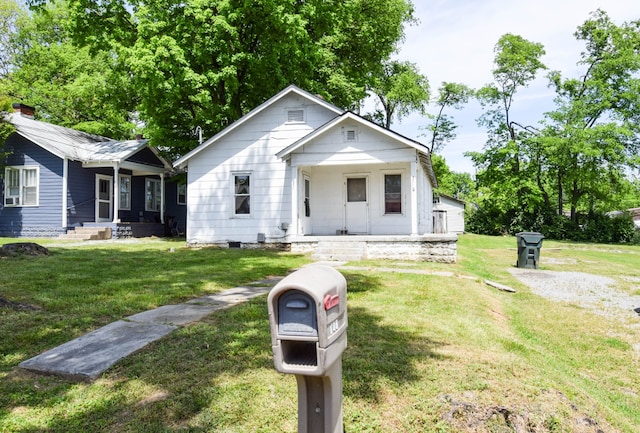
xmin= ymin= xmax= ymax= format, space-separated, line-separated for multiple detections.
xmin=267 ymin=265 xmax=347 ymax=433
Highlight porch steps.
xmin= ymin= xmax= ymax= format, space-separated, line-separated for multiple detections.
xmin=58 ymin=226 xmax=112 ymax=241
xmin=312 ymin=240 xmax=366 ymax=262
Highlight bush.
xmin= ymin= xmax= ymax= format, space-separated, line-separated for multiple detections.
xmin=466 ymin=204 xmax=636 ymax=244
xmin=578 ymin=212 xmax=635 ymax=244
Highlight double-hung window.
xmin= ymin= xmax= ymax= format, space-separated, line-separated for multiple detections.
xmin=119 ymin=175 xmax=131 ymax=210
xmin=177 ymin=184 xmax=186 ymax=205
xmin=384 ymin=173 xmax=402 ymax=214
xmin=145 ymin=178 xmax=162 ymax=211
xmin=233 ymin=173 xmax=251 ymax=215
xmin=4 ymin=166 xmax=39 ymax=207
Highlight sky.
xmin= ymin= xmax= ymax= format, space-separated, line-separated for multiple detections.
xmin=387 ymin=0 xmax=640 ymax=174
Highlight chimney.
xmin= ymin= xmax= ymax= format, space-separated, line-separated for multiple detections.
xmin=12 ymin=103 xmax=35 ymax=118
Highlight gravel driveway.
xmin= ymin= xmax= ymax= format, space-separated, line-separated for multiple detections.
xmin=508 ymin=267 xmax=640 ymax=325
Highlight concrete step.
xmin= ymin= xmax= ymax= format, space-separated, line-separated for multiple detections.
xmin=58 ymin=226 xmax=111 ymax=241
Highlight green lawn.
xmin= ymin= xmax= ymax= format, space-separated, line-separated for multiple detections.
xmin=1 ymin=235 xmax=639 ymax=432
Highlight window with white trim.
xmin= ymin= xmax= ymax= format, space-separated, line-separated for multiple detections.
xmin=119 ymin=175 xmax=131 ymax=210
xmin=384 ymin=173 xmax=402 ymax=214
xmin=177 ymin=184 xmax=186 ymax=205
xmin=4 ymin=166 xmax=39 ymax=207
xmin=145 ymin=178 xmax=161 ymax=211
xmin=233 ymin=173 xmax=251 ymax=215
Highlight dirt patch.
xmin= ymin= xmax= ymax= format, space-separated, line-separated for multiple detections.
xmin=439 ymin=390 xmax=609 ymax=432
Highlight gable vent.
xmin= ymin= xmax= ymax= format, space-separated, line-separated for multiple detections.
xmin=287 ymin=109 xmax=305 ymax=123
xmin=346 ymin=129 xmax=357 ymax=141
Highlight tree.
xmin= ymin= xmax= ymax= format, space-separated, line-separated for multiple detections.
xmin=33 ymin=0 xmax=416 ymax=157
xmin=466 ymin=33 xmax=547 ymax=229
xmin=1 ymin=1 xmax=136 ymax=138
xmin=0 ymin=0 xmax=25 ymax=78
xmin=423 ymin=81 xmax=473 ymax=153
xmin=430 ymin=153 xmax=475 ymax=201
xmin=543 ymin=9 xmax=640 ymax=222
xmin=367 ymin=59 xmax=429 ymax=129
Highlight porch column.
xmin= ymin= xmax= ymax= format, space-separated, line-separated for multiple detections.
xmin=112 ymin=164 xmax=120 ymax=223
xmin=62 ymin=158 xmax=68 ymax=229
xmin=290 ymin=165 xmax=299 ymax=235
xmin=160 ymin=173 xmax=165 ymax=224
xmin=410 ymin=159 xmax=418 ymax=235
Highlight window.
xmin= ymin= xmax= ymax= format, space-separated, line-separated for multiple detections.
xmin=119 ymin=175 xmax=131 ymax=210
xmin=4 ymin=166 xmax=39 ymax=207
xmin=177 ymin=184 xmax=186 ymax=205
xmin=347 ymin=178 xmax=366 ymax=202
xmin=384 ymin=174 xmax=402 ymax=214
xmin=286 ymin=108 xmax=305 ymax=123
xmin=304 ymin=178 xmax=310 ymax=217
xmin=233 ymin=173 xmax=251 ymax=215
xmin=145 ymin=178 xmax=162 ymax=211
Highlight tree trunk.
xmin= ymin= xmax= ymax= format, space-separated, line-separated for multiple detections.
xmin=557 ymin=171 xmax=564 ymax=217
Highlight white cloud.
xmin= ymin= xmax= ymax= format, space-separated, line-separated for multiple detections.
xmin=391 ymin=0 xmax=640 ymax=174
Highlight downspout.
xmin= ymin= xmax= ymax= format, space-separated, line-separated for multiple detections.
xmin=113 ymin=163 xmax=120 ymax=223
xmin=410 ymin=159 xmax=418 ymax=235
xmin=62 ymin=158 xmax=68 ymax=230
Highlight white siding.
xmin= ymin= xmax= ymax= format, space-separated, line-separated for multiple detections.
xmin=186 ymin=94 xmax=338 ymax=244
xmin=304 ymin=164 xmax=414 ymax=235
xmin=435 ymin=197 xmax=465 ymax=233
xmin=286 ymin=121 xmax=434 ymax=236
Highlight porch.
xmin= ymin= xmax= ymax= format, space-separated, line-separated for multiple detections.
xmin=289 ymin=234 xmax=457 ymax=263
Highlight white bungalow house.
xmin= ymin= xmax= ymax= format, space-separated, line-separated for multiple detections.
xmin=173 ymin=85 xmax=457 ymax=262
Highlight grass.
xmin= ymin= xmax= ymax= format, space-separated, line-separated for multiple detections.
xmin=1 ymin=235 xmax=639 ymax=432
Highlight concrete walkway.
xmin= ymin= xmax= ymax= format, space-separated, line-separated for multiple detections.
xmin=19 ymin=277 xmax=283 ymax=382
xmin=18 ymin=263 xmax=458 ymax=382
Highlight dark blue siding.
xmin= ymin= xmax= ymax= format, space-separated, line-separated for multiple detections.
xmin=66 ymin=160 xmax=97 ymax=226
xmin=0 ymin=135 xmax=64 ymax=237
xmin=128 ymin=176 xmax=162 ymax=223
xmin=127 ymin=147 xmax=165 ymax=167
xmin=165 ymin=180 xmax=187 ymax=235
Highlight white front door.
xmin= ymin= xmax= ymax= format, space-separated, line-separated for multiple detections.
xmin=96 ymin=174 xmax=113 ymax=222
xmin=345 ymin=176 xmax=368 ymax=234
xmin=302 ymin=174 xmax=312 ymax=235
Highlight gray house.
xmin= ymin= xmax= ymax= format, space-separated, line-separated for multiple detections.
xmin=0 ymin=104 xmax=186 ymax=238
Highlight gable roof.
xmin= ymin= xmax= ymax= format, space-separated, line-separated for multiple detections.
xmin=173 ymin=84 xmax=344 ymax=169
xmin=4 ymin=112 xmax=171 ymax=170
xmin=276 ymin=111 xmax=438 ymax=187
xmin=276 ymin=111 xmax=429 ymax=157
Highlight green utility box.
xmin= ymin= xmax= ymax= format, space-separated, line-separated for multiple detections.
xmin=516 ymin=232 xmax=544 ymax=269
